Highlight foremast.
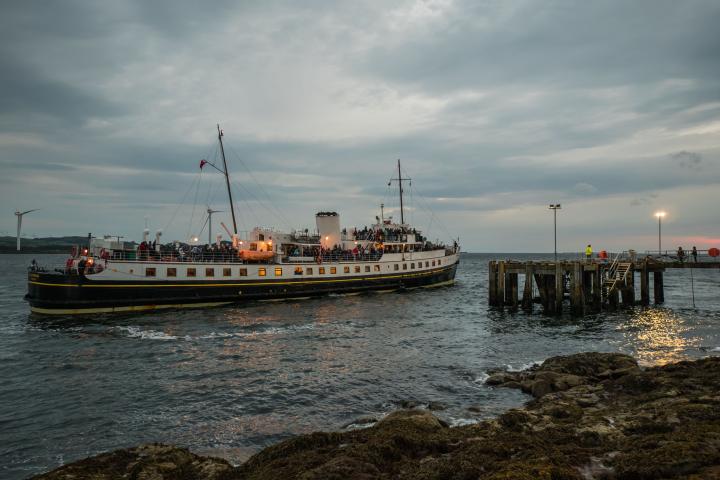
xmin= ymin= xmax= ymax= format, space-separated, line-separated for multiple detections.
xmin=217 ymin=124 xmax=238 ymax=235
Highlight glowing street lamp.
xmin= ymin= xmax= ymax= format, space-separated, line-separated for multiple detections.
xmin=548 ymin=204 xmax=561 ymax=262
xmin=654 ymin=211 xmax=666 ymax=254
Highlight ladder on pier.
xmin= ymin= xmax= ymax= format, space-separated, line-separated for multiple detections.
xmin=603 ymin=257 xmax=632 ymax=299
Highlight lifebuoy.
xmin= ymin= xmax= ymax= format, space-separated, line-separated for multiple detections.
xmin=709 ymin=247 xmax=719 ymax=258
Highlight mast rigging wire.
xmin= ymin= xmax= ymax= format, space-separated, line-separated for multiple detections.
xmin=163 ymin=173 xmax=201 ymax=233
xmin=226 ymin=145 xmax=293 ymax=229
xmin=186 ymin=170 xmax=203 ymax=241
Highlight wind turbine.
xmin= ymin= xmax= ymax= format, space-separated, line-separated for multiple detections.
xmin=15 ymin=209 xmax=39 ymax=251
xmin=205 ymin=207 xmax=223 ymax=245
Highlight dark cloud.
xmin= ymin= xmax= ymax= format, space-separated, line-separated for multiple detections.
xmin=0 ymin=56 xmax=124 ymax=125
xmin=358 ymin=1 xmax=720 ymax=91
xmin=672 ymin=151 xmax=702 ymax=171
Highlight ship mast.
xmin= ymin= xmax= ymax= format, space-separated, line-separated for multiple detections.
xmin=389 ymin=159 xmax=410 ymax=225
xmin=217 ymin=124 xmax=238 ymax=235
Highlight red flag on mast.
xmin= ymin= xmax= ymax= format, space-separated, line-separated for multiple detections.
xmin=199 ymin=159 xmax=208 ymax=169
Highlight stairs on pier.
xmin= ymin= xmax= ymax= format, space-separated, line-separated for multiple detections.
xmin=602 ymin=262 xmax=632 ymax=299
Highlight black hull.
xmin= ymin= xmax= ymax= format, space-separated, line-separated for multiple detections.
xmin=26 ymin=262 xmax=458 ymax=314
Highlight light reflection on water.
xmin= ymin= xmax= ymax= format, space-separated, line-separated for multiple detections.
xmin=0 ymin=253 xmax=718 ymax=479
xmin=621 ymin=307 xmax=702 ymax=365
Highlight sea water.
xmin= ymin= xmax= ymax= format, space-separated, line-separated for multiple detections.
xmin=1 ymin=253 xmax=718 ymax=479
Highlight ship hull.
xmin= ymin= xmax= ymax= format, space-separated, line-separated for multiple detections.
xmin=26 ymin=261 xmax=458 ymax=315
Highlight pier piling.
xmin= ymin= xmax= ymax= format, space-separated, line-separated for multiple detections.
xmin=486 ymin=256 xmax=708 ymax=315
xmin=522 ymin=264 xmax=534 ymax=312
xmin=653 ymin=271 xmax=664 ymax=304
xmin=640 ymin=264 xmax=650 ymax=306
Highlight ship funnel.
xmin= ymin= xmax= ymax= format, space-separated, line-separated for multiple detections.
xmin=316 ymin=212 xmax=341 ymax=249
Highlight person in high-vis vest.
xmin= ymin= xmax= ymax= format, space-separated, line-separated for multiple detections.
xmin=585 ymin=244 xmax=593 ymax=262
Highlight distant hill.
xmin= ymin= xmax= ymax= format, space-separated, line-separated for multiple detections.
xmin=0 ymin=236 xmax=89 ymax=253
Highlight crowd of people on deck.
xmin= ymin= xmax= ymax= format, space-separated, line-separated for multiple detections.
xmin=352 ymin=226 xmax=426 ymax=244
xmin=135 ymin=241 xmax=241 ymax=263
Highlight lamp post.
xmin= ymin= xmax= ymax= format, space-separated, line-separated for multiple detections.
xmin=654 ymin=211 xmax=666 ymax=255
xmin=548 ymin=204 xmax=561 ymax=262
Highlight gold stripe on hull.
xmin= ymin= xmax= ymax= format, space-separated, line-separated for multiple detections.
xmin=30 ymin=301 xmax=233 ymax=315
xmin=419 ymin=279 xmax=455 ymax=289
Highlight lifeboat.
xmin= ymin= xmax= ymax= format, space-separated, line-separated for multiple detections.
xmin=239 ymin=250 xmax=274 ymax=261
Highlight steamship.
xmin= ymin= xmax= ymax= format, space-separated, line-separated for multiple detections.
xmin=25 ymin=127 xmax=460 ymax=315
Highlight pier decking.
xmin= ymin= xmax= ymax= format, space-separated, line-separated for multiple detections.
xmin=488 ymin=257 xmax=719 ymax=315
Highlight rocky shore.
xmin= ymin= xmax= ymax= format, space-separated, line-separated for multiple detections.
xmin=34 ymin=352 xmax=720 ymax=479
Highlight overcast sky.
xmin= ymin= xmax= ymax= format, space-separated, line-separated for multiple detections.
xmin=1 ymin=0 xmax=719 ymax=252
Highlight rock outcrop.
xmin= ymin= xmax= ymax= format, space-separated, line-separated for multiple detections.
xmin=33 ymin=443 xmax=233 ymax=480
xmin=34 ymin=352 xmax=720 ymax=479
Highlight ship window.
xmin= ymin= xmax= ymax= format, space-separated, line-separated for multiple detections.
xmin=394 ymin=264 xmax=399 ymax=271
xmin=425 ymin=261 xmax=429 ymax=267
xmin=319 ymin=267 xmax=325 ymax=274
xmin=306 ymin=267 xmax=313 ymax=275
xmin=294 ymin=267 xmax=303 ymax=275
xmin=344 ymin=266 xmax=350 ymax=273
xmin=239 ymin=268 xmax=248 ymax=276
xmin=432 ymin=261 xmax=435 ymax=266
xmin=275 ymin=267 xmax=283 ymax=276
xmin=411 ymin=263 xmax=415 ymax=269
xmin=365 ymin=266 xmax=370 ymax=272
xmin=206 ymin=268 xmax=215 ymax=277
xmin=223 ymin=268 xmax=232 ymax=277
xmin=145 ymin=267 xmax=156 ymax=277
xmin=403 ymin=264 xmax=407 ymax=270
xmin=258 ymin=268 xmax=266 ymax=277
xmin=438 ymin=259 xmax=442 ymax=265
xmin=330 ymin=267 xmax=337 ymax=274
xmin=374 ymin=265 xmax=380 ymax=272
xmin=355 ymin=266 xmax=361 ymax=273
xmin=187 ymin=268 xmax=196 ymax=277
xmin=166 ymin=267 xmax=176 ymax=277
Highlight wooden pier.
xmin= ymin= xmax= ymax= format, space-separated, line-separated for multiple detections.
xmin=488 ymin=258 xmax=718 ymax=315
